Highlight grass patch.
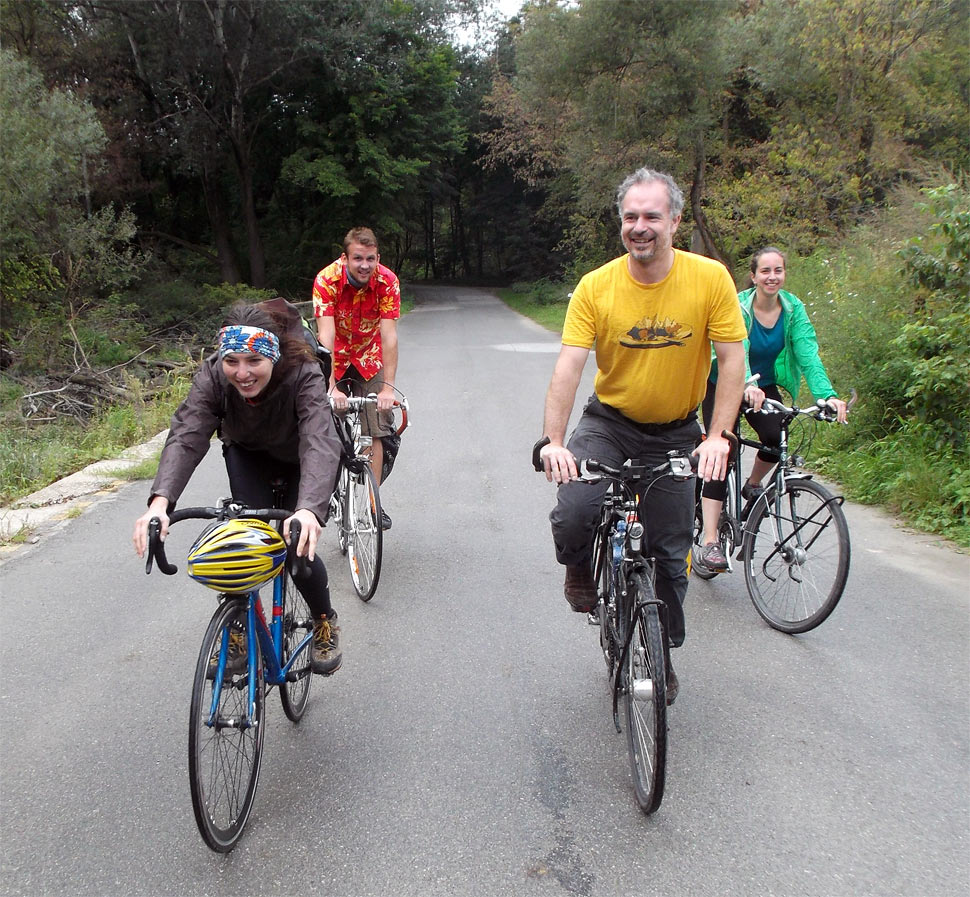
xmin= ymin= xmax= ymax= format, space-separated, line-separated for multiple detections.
xmin=0 ymin=374 xmax=188 ymax=506
xmin=497 ymin=280 xmax=571 ymax=333
xmin=101 ymin=453 xmax=164 ymax=483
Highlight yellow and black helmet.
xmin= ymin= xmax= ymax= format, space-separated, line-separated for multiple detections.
xmin=186 ymin=518 xmax=287 ymax=593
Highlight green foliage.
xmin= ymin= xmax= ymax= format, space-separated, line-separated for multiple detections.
xmin=0 ymin=49 xmax=149 ymax=372
xmin=487 ymin=0 xmax=967 ymax=266
xmin=891 ymin=183 xmax=970 ymax=448
xmin=0 ymin=48 xmax=106 ymax=258
xmin=129 ymin=276 xmax=233 ymax=335
xmin=814 ymin=418 xmax=969 ymax=547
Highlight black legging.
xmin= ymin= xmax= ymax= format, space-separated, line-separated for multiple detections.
xmin=222 ymin=443 xmax=333 ymax=617
xmin=700 ymin=379 xmax=784 ymax=502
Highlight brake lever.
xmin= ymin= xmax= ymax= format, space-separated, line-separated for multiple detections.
xmin=146 ymin=517 xmax=178 ymax=576
xmin=285 ymin=519 xmax=311 ymax=579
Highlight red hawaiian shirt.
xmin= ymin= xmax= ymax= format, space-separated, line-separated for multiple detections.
xmin=312 ymin=258 xmax=400 ymax=379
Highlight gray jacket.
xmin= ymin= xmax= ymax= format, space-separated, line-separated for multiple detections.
xmin=150 ymin=354 xmax=341 ymax=523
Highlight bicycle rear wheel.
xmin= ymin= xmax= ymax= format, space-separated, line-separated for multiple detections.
xmin=622 ymin=570 xmax=667 ymax=814
xmin=348 ymin=463 xmax=383 ymax=601
xmin=591 ymin=520 xmax=617 ymax=676
xmin=189 ymin=599 xmax=265 ymax=853
xmin=278 ymin=569 xmax=312 ymax=722
xmin=333 ymin=466 xmax=350 ymax=555
xmin=743 ymin=477 xmax=850 ymax=633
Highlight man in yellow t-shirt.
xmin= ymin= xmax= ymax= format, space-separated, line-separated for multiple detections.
xmin=537 ymin=168 xmax=746 ymax=703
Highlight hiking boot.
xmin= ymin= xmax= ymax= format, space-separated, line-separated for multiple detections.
xmin=742 ymin=482 xmax=766 ymax=502
xmin=380 ymin=508 xmax=392 ymax=531
xmin=563 ymin=565 xmax=598 ymax=613
xmin=699 ymin=541 xmax=728 ymax=572
xmin=311 ymin=614 xmax=342 ymax=675
xmin=666 ymin=662 xmax=679 ymax=706
xmin=207 ymin=627 xmax=247 ymax=679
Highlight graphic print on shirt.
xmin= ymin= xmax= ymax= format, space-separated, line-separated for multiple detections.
xmin=620 ymin=314 xmax=693 ymax=349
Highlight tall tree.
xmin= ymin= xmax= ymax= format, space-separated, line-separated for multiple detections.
xmin=90 ymin=0 xmax=337 ymax=287
xmin=483 ymin=0 xmax=737 ymax=267
xmin=0 ymin=48 xmax=144 ymax=371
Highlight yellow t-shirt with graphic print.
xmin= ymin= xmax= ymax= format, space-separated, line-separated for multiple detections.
xmin=562 ymin=249 xmax=746 ymax=424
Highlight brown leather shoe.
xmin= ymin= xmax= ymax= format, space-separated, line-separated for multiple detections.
xmin=563 ymin=565 xmax=598 ymax=613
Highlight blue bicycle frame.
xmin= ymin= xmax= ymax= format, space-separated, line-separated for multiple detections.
xmin=206 ymin=574 xmax=314 ymax=730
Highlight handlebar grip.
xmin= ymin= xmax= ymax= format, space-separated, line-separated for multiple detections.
xmin=721 ymin=429 xmax=739 ymax=461
xmin=285 ymin=519 xmax=311 ymax=579
xmin=146 ymin=517 xmax=178 ymax=576
xmin=394 ymin=401 xmax=409 ymax=437
xmin=532 ymin=436 xmax=550 ymax=472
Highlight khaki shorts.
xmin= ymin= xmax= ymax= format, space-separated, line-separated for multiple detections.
xmin=337 ymin=366 xmax=395 ymax=438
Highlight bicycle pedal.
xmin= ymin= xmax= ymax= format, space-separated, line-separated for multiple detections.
xmin=586 ymin=605 xmax=601 ymax=626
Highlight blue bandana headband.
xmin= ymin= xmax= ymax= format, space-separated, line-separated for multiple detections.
xmin=218 ymin=325 xmax=281 ymax=364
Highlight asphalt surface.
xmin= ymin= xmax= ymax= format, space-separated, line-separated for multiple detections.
xmin=1 ymin=284 xmax=968 ymax=897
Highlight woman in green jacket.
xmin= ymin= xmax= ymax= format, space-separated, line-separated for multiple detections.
xmin=696 ymin=247 xmax=848 ymax=573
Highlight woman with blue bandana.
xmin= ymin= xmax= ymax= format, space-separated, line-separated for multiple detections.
xmin=133 ymin=299 xmax=345 ymax=674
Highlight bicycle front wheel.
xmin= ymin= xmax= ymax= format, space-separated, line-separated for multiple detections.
xmin=623 ymin=570 xmax=667 ymax=814
xmin=278 ymin=569 xmax=312 ymax=722
xmin=348 ymin=463 xmax=383 ymax=601
xmin=189 ymin=600 xmax=265 ymax=853
xmin=743 ymin=477 xmax=850 ymax=633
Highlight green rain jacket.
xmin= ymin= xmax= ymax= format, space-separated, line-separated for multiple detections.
xmin=711 ymin=288 xmax=836 ymax=401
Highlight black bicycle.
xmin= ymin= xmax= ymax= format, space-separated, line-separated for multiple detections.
xmin=692 ymin=392 xmax=855 ymax=633
xmin=534 ymin=440 xmax=696 ymax=814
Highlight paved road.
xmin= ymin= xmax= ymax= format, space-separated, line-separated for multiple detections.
xmin=2 ymin=285 xmax=968 ymax=897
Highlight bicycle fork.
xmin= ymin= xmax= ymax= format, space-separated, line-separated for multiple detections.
xmin=207 ymin=595 xmax=266 ymax=733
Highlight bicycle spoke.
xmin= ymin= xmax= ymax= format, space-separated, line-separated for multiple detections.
xmin=744 ymin=479 xmax=850 ymax=633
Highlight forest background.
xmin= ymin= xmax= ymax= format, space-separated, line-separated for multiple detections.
xmin=1 ymin=0 xmax=968 ymax=545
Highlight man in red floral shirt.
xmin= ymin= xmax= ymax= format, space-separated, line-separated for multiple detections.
xmin=313 ymin=227 xmax=400 ymax=529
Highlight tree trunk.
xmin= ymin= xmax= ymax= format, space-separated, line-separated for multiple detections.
xmin=453 ymin=186 xmax=469 ymax=278
xmin=201 ymin=166 xmax=242 ymax=284
xmin=689 ymin=151 xmax=731 ymax=269
xmin=237 ymin=155 xmax=266 ymax=288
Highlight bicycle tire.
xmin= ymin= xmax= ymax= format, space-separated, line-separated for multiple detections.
xmin=189 ymin=599 xmax=265 ymax=852
xmin=591 ymin=519 xmax=616 ymax=676
xmin=348 ymin=463 xmax=383 ymax=601
xmin=278 ymin=568 xmax=312 ymax=722
xmin=334 ymin=466 xmax=350 ymax=555
xmin=623 ymin=570 xmax=667 ymax=814
xmin=743 ymin=477 xmax=850 ymax=633
xmin=721 ymin=468 xmax=739 ymax=563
